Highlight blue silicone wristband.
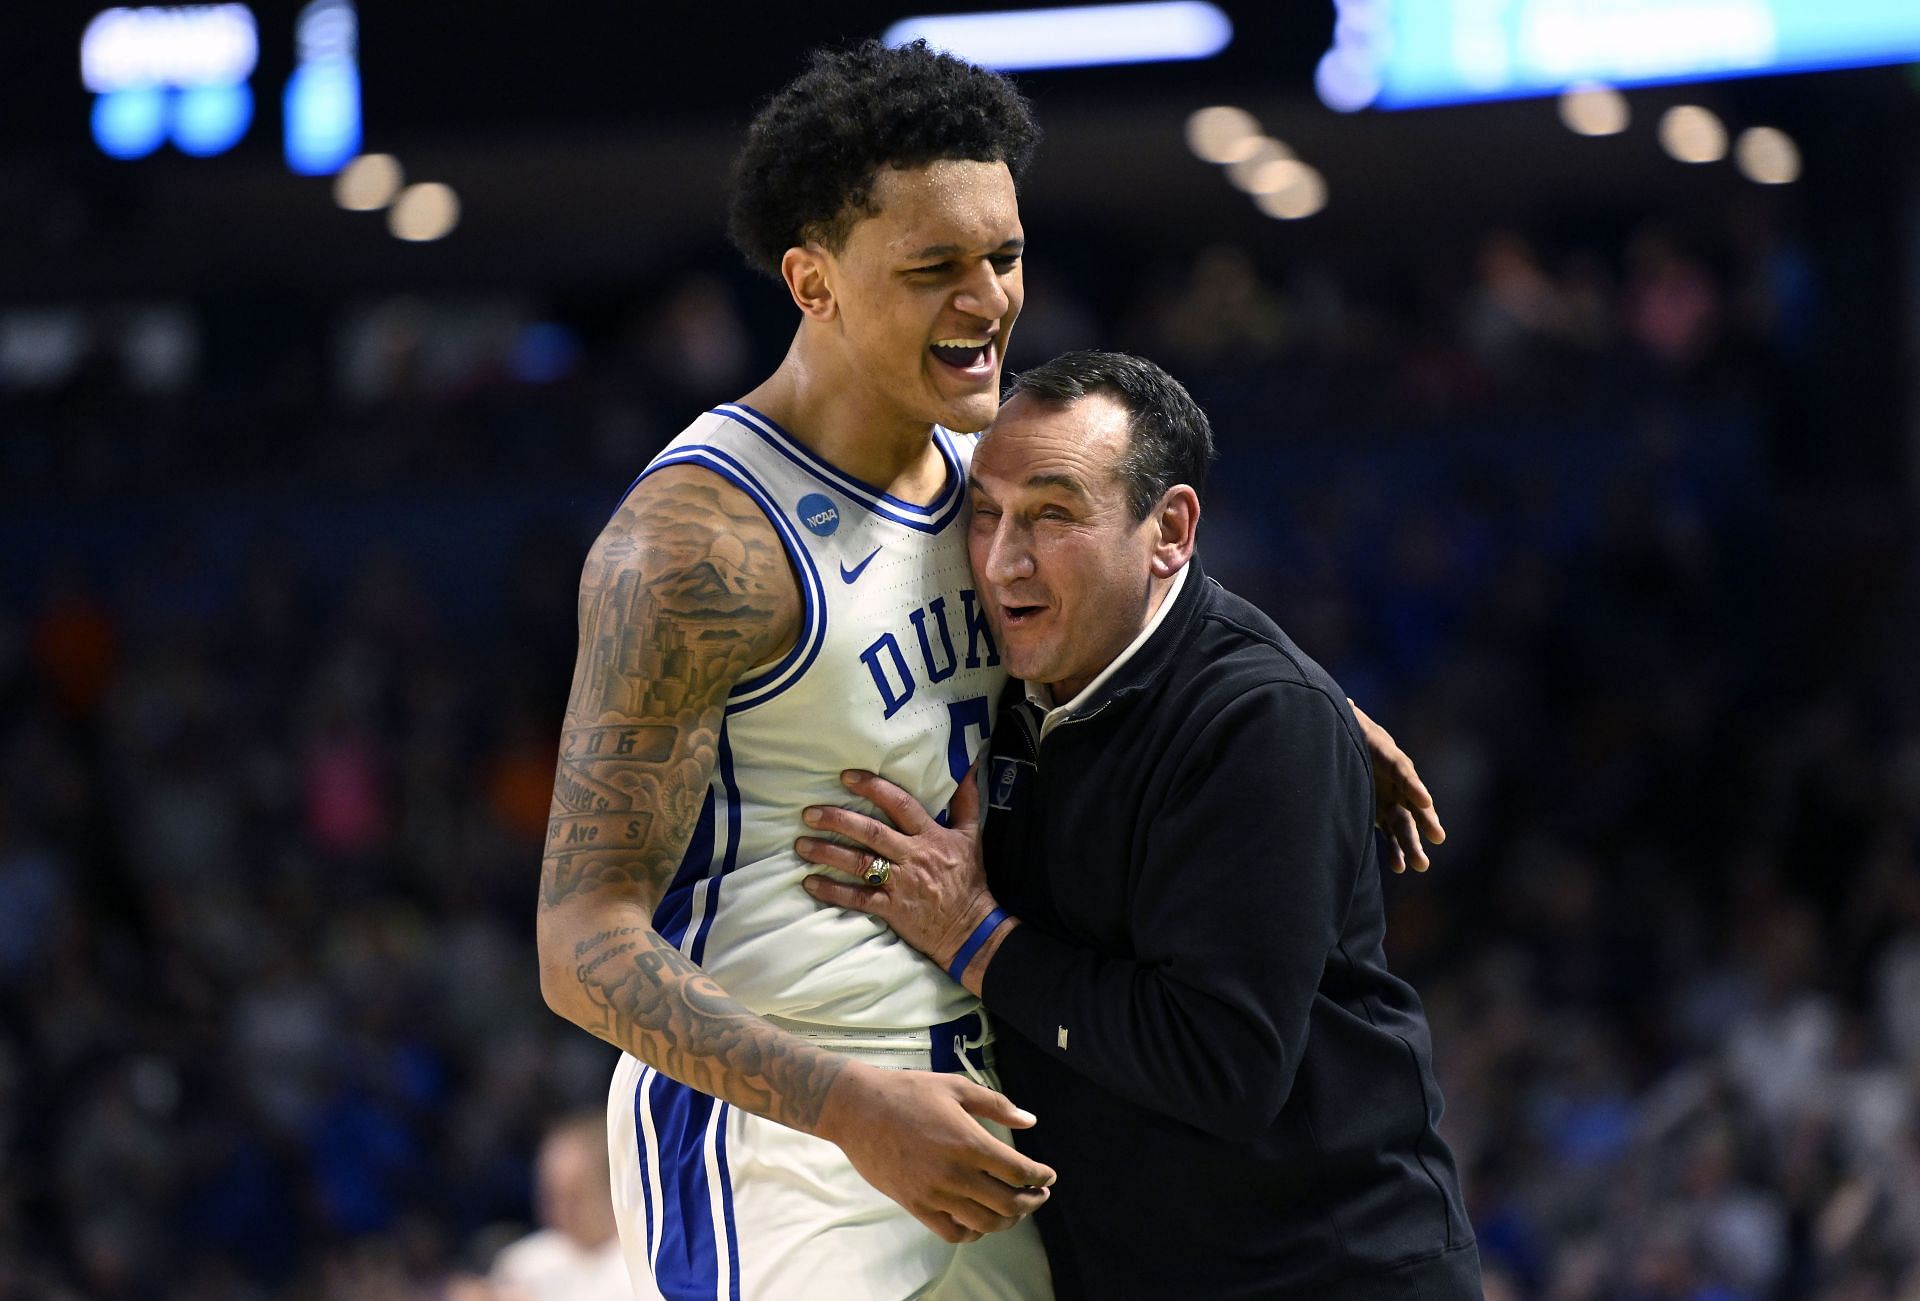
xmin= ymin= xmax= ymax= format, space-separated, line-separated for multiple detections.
xmin=947 ymin=907 xmax=1009 ymax=983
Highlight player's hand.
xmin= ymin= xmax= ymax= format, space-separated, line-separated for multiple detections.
xmin=815 ymin=1060 xmax=1054 ymax=1243
xmin=797 ymin=768 xmax=996 ymax=971
xmin=1349 ymin=699 xmax=1446 ymax=873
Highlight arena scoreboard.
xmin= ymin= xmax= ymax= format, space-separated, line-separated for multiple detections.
xmin=80 ymin=0 xmax=361 ymax=172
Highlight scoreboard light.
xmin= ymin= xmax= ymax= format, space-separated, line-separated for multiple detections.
xmin=82 ymin=4 xmax=258 ymax=158
xmin=284 ymin=0 xmax=363 ymax=176
xmin=91 ymin=83 xmax=168 ymax=159
xmin=884 ymin=2 xmax=1232 ymax=73
xmin=78 ymin=1 xmax=363 ymax=173
xmin=1322 ymin=0 xmax=1920 ymax=111
xmin=173 ymin=82 xmax=254 ymax=156
xmin=82 ymin=4 xmax=257 ymax=92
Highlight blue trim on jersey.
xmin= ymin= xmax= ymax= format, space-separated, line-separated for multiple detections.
xmin=713 ymin=402 xmax=967 ymax=535
xmin=634 ymin=1069 xmax=658 ymax=1265
xmin=651 ymin=788 xmax=717 ymax=948
xmin=688 ymin=727 xmax=741 ymax=966
xmin=716 ymin=1104 xmax=742 ymax=1301
xmin=642 ymin=447 xmax=830 ymax=713
xmin=646 ymin=1074 xmax=725 ymax=1299
xmin=721 ymin=402 xmax=960 ymax=513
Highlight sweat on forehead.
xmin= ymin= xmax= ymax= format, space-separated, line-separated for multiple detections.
xmin=859 ymin=161 xmax=1022 ymax=253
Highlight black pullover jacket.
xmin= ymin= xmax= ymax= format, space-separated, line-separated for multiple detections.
xmin=979 ymin=559 xmax=1480 ymax=1300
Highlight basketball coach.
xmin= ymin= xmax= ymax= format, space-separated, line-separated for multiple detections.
xmin=796 ymin=350 xmax=1482 ymax=1299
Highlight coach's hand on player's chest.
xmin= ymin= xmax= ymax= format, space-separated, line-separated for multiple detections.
xmin=796 ymin=766 xmax=1000 ymax=973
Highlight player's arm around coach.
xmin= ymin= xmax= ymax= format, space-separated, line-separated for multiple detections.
xmin=535 ymin=465 xmax=1054 ymax=1245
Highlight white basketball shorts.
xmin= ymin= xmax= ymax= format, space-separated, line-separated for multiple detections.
xmin=605 ymin=1011 xmax=1052 ymax=1301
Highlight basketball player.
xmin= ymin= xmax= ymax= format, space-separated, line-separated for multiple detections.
xmin=537 ymin=42 xmax=1054 ymax=1301
xmin=535 ymin=40 xmax=1441 ymax=1301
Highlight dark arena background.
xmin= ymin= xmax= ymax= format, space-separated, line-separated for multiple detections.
xmin=4 ymin=2 xmax=1920 ymax=1298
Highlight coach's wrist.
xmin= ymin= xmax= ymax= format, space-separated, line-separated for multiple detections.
xmin=931 ymin=895 xmax=1004 ymax=970
xmin=952 ymin=913 xmax=1017 ymax=998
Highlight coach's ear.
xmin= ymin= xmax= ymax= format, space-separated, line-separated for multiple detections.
xmin=1148 ymin=484 xmax=1199 ymax=579
xmin=782 ymin=244 xmax=837 ymax=323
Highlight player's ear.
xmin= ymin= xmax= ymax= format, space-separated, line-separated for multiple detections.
xmin=1148 ymin=485 xmax=1199 ymax=578
xmin=782 ymin=244 xmax=837 ymax=322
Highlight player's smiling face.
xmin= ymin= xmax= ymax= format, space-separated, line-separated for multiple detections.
xmin=823 ymin=158 xmax=1024 ymax=435
xmin=967 ymin=392 xmax=1163 ymax=701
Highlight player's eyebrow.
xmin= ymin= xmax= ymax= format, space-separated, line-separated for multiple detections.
xmin=908 ymin=237 xmax=1026 ymax=261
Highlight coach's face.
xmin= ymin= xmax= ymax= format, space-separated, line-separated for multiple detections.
xmin=824 ymin=159 xmax=1024 ymax=435
xmin=969 ymin=393 xmax=1185 ymax=701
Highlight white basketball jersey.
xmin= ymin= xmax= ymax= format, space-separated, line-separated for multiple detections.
xmin=636 ymin=402 xmax=1008 ymax=1030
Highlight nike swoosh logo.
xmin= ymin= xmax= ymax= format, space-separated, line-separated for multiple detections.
xmin=840 ymin=548 xmax=882 ymax=583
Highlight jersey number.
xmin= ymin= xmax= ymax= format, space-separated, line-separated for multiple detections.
xmin=938 ymin=696 xmax=992 ymax=827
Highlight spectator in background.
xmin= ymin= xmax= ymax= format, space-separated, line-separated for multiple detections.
xmin=1625 ymin=228 xmax=1721 ymax=372
xmin=1139 ymin=243 xmax=1289 ymax=367
xmin=451 ymin=1112 xmax=628 ymax=1301
xmin=1463 ymin=231 xmax=1562 ymax=380
xmin=491 ymin=1112 xmax=627 ymax=1299
xmin=643 ymin=274 xmax=751 ymax=406
xmin=29 ymin=565 xmax=116 ymax=721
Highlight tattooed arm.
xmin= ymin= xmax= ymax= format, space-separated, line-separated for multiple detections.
xmin=536 ymin=465 xmax=1053 ymax=1242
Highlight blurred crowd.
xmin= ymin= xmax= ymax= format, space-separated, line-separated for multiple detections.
xmin=4 ymin=195 xmax=1920 ymax=1301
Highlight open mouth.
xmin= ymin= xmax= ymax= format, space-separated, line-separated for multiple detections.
xmin=1000 ymin=602 xmax=1046 ymax=627
xmin=930 ymin=337 xmax=996 ymax=378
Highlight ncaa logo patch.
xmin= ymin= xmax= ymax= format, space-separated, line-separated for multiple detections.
xmin=797 ymin=493 xmax=840 ymax=537
xmin=988 ymin=756 xmax=1032 ymax=812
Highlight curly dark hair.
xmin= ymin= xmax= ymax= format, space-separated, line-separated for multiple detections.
xmin=727 ymin=40 xmax=1041 ymax=279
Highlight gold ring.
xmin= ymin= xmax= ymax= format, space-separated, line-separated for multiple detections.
xmin=864 ymin=856 xmax=894 ymax=887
